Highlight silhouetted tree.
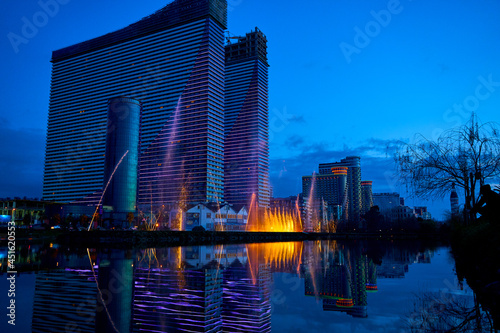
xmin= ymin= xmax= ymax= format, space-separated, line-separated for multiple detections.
xmin=80 ymin=214 xmax=89 ymax=227
xmin=22 ymin=214 xmax=31 ymax=226
xmin=53 ymin=213 xmax=61 ymax=226
xmin=405 ymin=291 xmax=495 ymax=332
xmin=396 ymin=114 xmax=500 ymax=224
xmin=126 ymin=212 xmax=135 ymax=228
xmin=363 ymin=206 xmax=385 ymax=232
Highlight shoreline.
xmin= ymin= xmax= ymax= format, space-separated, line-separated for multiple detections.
xmin=53 ymin=230 xmax=445 ymax=248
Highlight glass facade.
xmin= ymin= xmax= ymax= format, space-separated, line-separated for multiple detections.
xmin=319 ymin=156 xmax=362 ymax=225
xmin=224 ymin=28 xmax=270 ymax=208
xmin=103 ymin=97 xmax=141 ymax=214
xmin=43 ymin=0 xmax=228 ymax=207
xmin=302 ymin=169 xmax=349 ymax=222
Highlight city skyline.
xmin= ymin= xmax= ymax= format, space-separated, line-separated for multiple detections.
xmin=2 ymin=0 xmax=500 ymax=219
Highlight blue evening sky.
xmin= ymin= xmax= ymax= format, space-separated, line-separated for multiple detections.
xmin=1 ymin=0 xmax=500 ymax=219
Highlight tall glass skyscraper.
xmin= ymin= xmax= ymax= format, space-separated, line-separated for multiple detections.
xmin=224 ymin=28 xmax=270 ymax=208
xmin=43 ymin=0 xmax=227 ymax=206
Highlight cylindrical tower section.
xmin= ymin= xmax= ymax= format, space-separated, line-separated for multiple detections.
xmin=332 ymin=167 xmax=348 ymax=222
xmin=103 ymin=97 xmax=141 ymax=218
xmin=361 ymin=181 xmax=373 ymax=216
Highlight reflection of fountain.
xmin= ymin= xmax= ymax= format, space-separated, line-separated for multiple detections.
xmin=87 ymin=150 xmax=129 ymax=231
xmin=246 ymin=242 xmax=303 ymax=284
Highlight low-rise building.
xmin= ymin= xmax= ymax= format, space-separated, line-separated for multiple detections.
xmin=168 ymin=203 xmax=248 ymax=231
xmin=0 ymin=198 xmax=46 ymax=224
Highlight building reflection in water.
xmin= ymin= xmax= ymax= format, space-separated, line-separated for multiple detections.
xmin=27 ymin=241 xmax=432 ymax=332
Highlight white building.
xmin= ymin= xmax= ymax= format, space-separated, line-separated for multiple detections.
xmin=168 ymin=203 xmax=248 ymax=231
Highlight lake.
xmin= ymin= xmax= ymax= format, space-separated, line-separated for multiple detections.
xmin=0 ymin=240 xmax=478 ymax=332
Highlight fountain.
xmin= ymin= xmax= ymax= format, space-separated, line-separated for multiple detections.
xmin=87 ymin=150 xmax=129 ymax=231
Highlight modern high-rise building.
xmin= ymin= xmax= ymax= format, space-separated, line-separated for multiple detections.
xmin=360 ymin=180 xmax=373 ymax=216
xmin=43 ymin=0 xmax=228 ymax=207
xmin=302 ymin=167 xmax=348 ymax=223
xmin=224 ymin=28 xmax=270 ymax=208
xmin=319 ymin=156 xmax=362 ymax=226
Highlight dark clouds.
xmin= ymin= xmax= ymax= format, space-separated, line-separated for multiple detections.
xmin=0 ymin=119 xmax=44 ymax=198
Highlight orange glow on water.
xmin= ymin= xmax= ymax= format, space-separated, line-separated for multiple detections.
xmin=246 ymin=242 xmax=304 ymax=284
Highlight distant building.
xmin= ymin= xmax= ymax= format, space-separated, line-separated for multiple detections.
xmin=450 ymin=183 xmax=459 ymax=217
xmin=372 ymin=192 xmax=401 ymax=218
xmin=270 ymin=196 xmax=301 ymax=211
xmin=360 ymin=181 xmax=373 ymax=216
xmin=414 ymin=206 xmax=432 ymax=220
xmin=224 ymin=28 xmax=270 ymax=208
xmin=390 ymin=205 xmax=417 ymax=222
xmin=319 ymin=157 xmax=362 ymax=227
xmin=302 ymin=168 xmax=348 ymax=227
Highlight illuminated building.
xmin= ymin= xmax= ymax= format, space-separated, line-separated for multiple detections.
xmin=32 ymin=269 xmax=97 ymax=333
xmin=102 ymin=97 xmax=141 ymax=222
xmin=222 ymin=262 xmax=271 ymax=333
xmin=365 ymin=259 xmax=378 ymax=292
xmin=0 ymin=198 xmax=45 ymax=224
xmin=96 ymin=250 xmax=134 ymax=332
xmin=132 ymin=267 xmax=223 ymax=332
xmin=319 ymin=156 xmax=362 ymax=227
xmin=303 ymin=245 xmax=369 ymax=318
xmin=302 ymin=167 xmax=348 ymax=225
xmin=360 ymin=181 xmax=373 ymax=216
xmin=224 ymin=28 xmax=270 ymax=208
xmin=43 ymin=0 xmax=227 ymax=206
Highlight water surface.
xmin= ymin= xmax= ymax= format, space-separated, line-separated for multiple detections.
xmin=0 ymin=240 xmax=470 ymax=332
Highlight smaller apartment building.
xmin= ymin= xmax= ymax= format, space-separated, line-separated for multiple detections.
xmin=168 ymin=203 xmax=248 ymax=231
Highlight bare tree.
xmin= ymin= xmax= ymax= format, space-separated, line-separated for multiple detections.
xmin=396 ymin=114 xmax=500 ymax=223
xmin=405 ymin=291 xmax=495 ymax=332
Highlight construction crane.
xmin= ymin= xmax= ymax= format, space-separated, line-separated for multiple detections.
xmin=225 ymin=32 xmax=243 ymax=44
